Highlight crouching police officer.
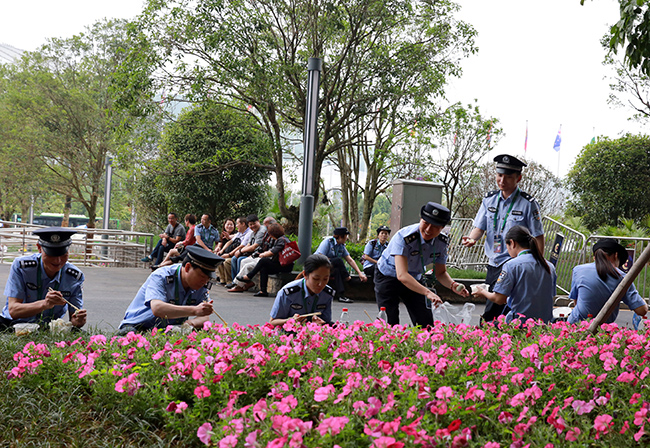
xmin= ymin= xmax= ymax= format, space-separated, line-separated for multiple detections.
xmin=0 ymin=227 xmax=87 ymax=331
xmin=118 ymin=246 xmax=223 ymax=334
xmin=374 ymin=202 xmax=468 ymax=326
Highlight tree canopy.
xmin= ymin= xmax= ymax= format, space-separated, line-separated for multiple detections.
xmin=566 ymin=134 xmax=650 ymax=229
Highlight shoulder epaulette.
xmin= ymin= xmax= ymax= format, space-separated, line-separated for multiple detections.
xmin=520 ymin=191 xmax=535 ymax=202
xmin=485 ymin=190 xmax=499 ymax=198
xmin=19 ymin=259 xmax=38 ymax=269
xmin=284 ymin=285 xmax=301 ymax=295
xmin=323 ymin=285 xmax=335 ymax=296
xmin=65 ymin=267 xmax=82 ymax=280
xmin=437 ymin=233 xmax=449 ymax=244
xmin=404 ymin=231 xmax=420 ymax=244
xmin=166 ymin=275 xmax=175 ymax=284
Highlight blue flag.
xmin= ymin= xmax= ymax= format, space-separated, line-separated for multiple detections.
xmin=553 ymin=128 xmax=561 ymax=152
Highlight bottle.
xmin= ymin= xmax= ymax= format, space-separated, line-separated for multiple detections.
xmin=378 ymin=307 xmax=388 ymax=322
xmin=339 ymin=308 xmax=350 ymax=326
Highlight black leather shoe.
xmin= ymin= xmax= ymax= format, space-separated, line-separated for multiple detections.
xmin=225 ymin=283 xmax=236 ymax=289
xmin=253 ymin=291 xmax=269 ymax=297
xmin=337 ymin=297 xmax=354 ymax=304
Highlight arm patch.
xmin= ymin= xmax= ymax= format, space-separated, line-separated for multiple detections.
xmin=65 ymin=267 xmax=82 ymax=280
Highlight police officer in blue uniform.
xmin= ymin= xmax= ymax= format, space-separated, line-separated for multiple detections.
xmin=374 ymin=202 xmax=469 ymax=326
xmin=314 ymin=227 xmax=367 ymax=304
xmin=362 ymin=225 xmax=390 ymax=278
xmin=462 ymin=154 xmax=544 ymax=323
xmin=118 ymin=246 xmax=223 ymax=333
xmin=270 ymin=254 xmax=335 ymax=326
xmin=0 ymin=227 xmax=86 ymax=330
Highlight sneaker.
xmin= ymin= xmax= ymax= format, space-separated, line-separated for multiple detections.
xmin=141 ymin=256 xmax=152 ymax=262
xmin=337 ymin=297 xmax=354 ymax=304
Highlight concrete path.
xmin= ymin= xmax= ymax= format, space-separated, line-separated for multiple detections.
xmin=0 ymin=263 xmax=639 ymax=333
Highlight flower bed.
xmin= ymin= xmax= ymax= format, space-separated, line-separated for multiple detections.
xmin=5 ymin=318 xmax=650 ymax=447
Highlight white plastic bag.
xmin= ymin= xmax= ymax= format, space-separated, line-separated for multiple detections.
xmin=432 ymin=301 xmax=476 ymax=325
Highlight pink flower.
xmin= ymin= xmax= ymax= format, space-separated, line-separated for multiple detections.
xmin=244 ymin=430 xmax=259 ymax=447
xmin=594 ymin=414 xmax=614 ymax=433
xmin=483 ymin=443 xmax=500 ymax=448
xmin=195 ymin=385 xmax=212 ymax=399
xmin=435 ymin=386 xmax=455 ymax=400
xmin=317 ymin=416 xmax=349 ymax=436
xmin=314 ymin=385 xmax=335 ymax=402
xmin=571 ymin=400 xmax=594 ymax=415
xmin=219 ymin=435 xmax=238 ymax=448
xmin=372 ymin=436 xmax=405 ymax=448
xmin=197 ymin=422 xmax=213 ymax=446
xmin=565 ymin=427 xmax=580 ymax=441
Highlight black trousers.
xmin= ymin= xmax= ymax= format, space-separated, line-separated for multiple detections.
xmin=374 ymin=269 xmax=433 ymax=327
xmin=482 ymin=263 xmax=510 ymax=322
xmin=329 ymin=257 xmax=350 ymax=297
xmin=363 ymin=265 xmax=376 ymax=278
xmin=247 ymin=258 xmax=293 ymax=292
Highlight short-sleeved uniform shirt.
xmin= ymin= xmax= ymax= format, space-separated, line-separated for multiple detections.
xmin=194 ymin=224 xmax=220 ymax=250
xmin=315 ymin=237 xmax=350 ymax=260
xmin=376 ymin=223 xmax=448 ymax=280
xmin=568 ymin=262 xmax=646 ymax=324
xmin=270 ymin=278 xmax=335 ymax=324
xmin=494 ymin=252 xmax=556 ymax=323
xmin=120 ymin=264 xmax=210 ymax=329
xmin=362 ymin=239 xmax=388 ymax=269
xmin=473 ymin=187 xmax=543 ymax=267
xmin=165 ymin=223 xmax=187 ymax=242
xmin=1 ymin=253 xmax=84 ymax=324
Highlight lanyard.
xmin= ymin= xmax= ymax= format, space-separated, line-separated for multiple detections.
xmin=300 ymin=279 xmax=318 ymax=313
xmin=417 ymin=236 xmax=436 ymax=281
xmin=493 ymin=189 xmax=520 ymax=233
xmin=517 ymin=249 xmax=531 ymax=257
xmin=172 ymin=265 xmax=182 ymax=304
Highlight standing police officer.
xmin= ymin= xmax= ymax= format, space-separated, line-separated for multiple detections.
xmin=374 ymin=202 xmax=468 ymax=326
xmin=362 ymin=225 xmax=390 ymax=278
xmin=462 ymin=154 xmax=544 ymax=323
xmin=0 ymin=227 xmax=87 ymax=330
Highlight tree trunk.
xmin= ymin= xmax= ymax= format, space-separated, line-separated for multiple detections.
xmin=62 ymin=195 xmax=72 ymax=227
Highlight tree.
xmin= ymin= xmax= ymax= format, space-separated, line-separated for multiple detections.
xmin=116 ymin=0 xmax=477 ymax=229
xmin=604 ymin=48 xmax=650 ymax=122
xmin=136 ymin=102 xmax=273 ymax=228
xmin=566 ymin=134 xmax=650 ymax=229
xmin=0 ymin=20 xmax=137 ymax=228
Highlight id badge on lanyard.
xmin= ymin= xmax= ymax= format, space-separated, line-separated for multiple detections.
xmin=493 ymin=234 xmax=504 ymax=254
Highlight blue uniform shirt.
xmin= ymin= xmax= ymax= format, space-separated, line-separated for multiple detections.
xmin=568 ymin=262 xmax=646 ymax=324
xmin=120 ymin=264 xmax=210 ymax=329
xmin=194 ymin=224 xmax=220 ymax=250
xmin=270 ymin=278 xmax=335 ymax=324
xmin=362 ymin=239 xmax=388 ymax=269
xmin=315 ymin=237 xmax=350 ymax=260
xmin=1 ymin=253 xmax=84 ymax=324
xmin=473 ymin=187 xmax=543 ymax=266
xmin=494 ymin=252 xmax=556 ymax=323
xmin=376 ymin=223 xmax=448 ymax=280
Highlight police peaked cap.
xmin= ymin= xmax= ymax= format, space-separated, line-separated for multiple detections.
xmin=33 ymin=227 xmax=76 ymax=257
xmin=420 ymin=202 xmax=451 ymax=226
xmin=376 ymin=225 xmax=391 ymax=234
xmin=333 ymin=227 xmax=350 ymax=236
xmin=494 ymin=154 xmax=527 ymax=175
xmin=593 ymin=238 xmax=628 ymax=269
xmin=185 ymin=246 xmax=224 ymax=279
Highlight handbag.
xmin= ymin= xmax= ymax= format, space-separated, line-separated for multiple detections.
xmin=279 ymin=240 xmax=301 ymax=266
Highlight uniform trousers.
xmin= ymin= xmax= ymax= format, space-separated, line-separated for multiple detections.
xmin=374 ymin=269 xmax=433 ymax=327
xmin=363 ymin=265 xmax=376 ymax=278
xmin=482 ymin=263 xmax=510 ymax=322
xmin=329 ymin=257 xmax=349 ymax=298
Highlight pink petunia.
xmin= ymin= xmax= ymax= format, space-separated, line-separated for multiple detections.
xmin=317 ymin=416 xmax=349 ymax=436
xmin=314 ymin=385 xmax=335 ymax=402
xmin=565 ymin=427 xmax=580 ymax=441
xmin=197 ymin=422 xmax=213 ymax=446
xmin=435 ymin=386 xmax=455 ymax=400
xmin=372 ymin=436 xmax=405 ymax=448
xmin=594 ymin=414 xmax=614 ymax=433
xmin=195 ymin=385 xmax=212 ymax=399
xmin=483 ymin=443 xmax=500 ymax=448
xmin=219 ymin=435 xmax=238 ymax=448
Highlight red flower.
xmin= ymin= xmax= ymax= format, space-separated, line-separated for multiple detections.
xmin=448 ymin=419 xmax=462 ymax=432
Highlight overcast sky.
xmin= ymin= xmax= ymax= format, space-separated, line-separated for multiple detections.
xmin=1 ymin=0 xmax=643 ymax=179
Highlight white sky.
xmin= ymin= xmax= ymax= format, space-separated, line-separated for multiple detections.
xmin=1 ymin=0 xmax=643 ymax=180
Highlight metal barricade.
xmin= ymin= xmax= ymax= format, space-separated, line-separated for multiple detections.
xmin=584 ymin=235 xmax=650 ymax=300
xmin=0 ymin=221 xmax=154 ymax=268
xmin=541 ymin=216 xmax=587 ymax=295
xmin=446 ymin=218 xmax=488 ymax=271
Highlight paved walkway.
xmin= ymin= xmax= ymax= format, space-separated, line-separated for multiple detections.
xmin=0 ymin=263 xmax=639 ymax=333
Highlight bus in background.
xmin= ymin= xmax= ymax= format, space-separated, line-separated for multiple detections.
xmin=10 ymin=213 xmax=120 ymax=229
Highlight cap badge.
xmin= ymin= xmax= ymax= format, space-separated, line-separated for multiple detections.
xmin=51 ymin=234 xmax=61 ymax=243
xmin=432 ymin=209 xmax=439 ymax=216
xmin=502 ymin=156 xmax=510 ymax=163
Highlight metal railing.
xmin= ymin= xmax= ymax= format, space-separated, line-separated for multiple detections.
xmin=0 ymin=221 xmax=154 ymax=268
xmin=445 ymin=218 xmax=488 ymax=270
xmin=541 ymin=217 xmax=587 ymax=294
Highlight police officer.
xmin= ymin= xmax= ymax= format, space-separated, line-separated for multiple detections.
xmin=314 ymin=227 xmax=367 ymax=304
xmin=362 ymin=225 xmax=391 ymax=278
xmin=0 ymin=227 xmax=87 ymax=330
xmin=270 ymin=254 xmax=335 ymax=326
xmin=118 ymin=246 xmax=223 ymax=333
xmin=462 ymin=154 xmax=544 ymax=323
xmin=374 ymin=202 xmax=469 ymax=326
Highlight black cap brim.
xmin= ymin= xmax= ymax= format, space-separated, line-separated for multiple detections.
xmin=40 ymin=245 xmax=71 ymax=257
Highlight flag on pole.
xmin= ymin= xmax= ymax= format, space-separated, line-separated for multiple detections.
xmin=524 ymin=121 xmax=528 ymax=153
xmin=553 ymin=126 xmax=561 ymax=152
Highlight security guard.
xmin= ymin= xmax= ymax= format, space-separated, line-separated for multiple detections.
xmin=314 ymin=227 xmax=367 ymax=304
xmin=374 ymin=202 xmax=468 ymax=326
xmin=0 ymin=227 xmax=86 ymax=330
xmin=362 ymin=225 xmax=391 ymax=278
xmin=270 ymin=254 xmax=335 ymax=326
xmin=118 ymin=246 xmax=223 ymax=333
xmin=462 ymin=154 xmax=544 ymax=323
